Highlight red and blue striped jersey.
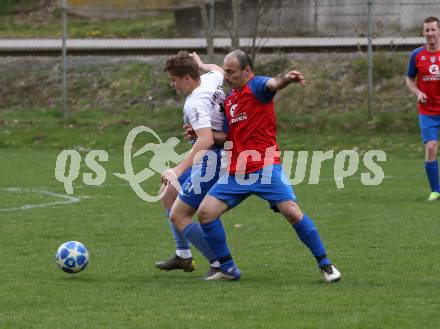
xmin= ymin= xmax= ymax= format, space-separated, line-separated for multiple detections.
xmin=407 ymin=46 xmax=440 ymax=115
xmin=224 ymin=75 xmax=281 ymax=174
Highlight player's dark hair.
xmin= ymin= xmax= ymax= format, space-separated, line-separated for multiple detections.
xmin=164 ymin=51 xmax=200 ymax=80
xmin=228 ymin=50 xmax=253 ymax=70
xmin=424 ymin=16 xmax=439 ymax=26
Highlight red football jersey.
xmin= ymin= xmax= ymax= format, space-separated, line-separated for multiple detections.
xmin=407 ymin=46 xmax=440 ymax=115
xmin=224 ymin=76 xmax=281 ymax=174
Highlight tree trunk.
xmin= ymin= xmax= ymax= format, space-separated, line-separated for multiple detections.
xmin=198 ymin=0 xmax=214 ymax=60
xmin=231 ymin=0 xmax=241 ymax=49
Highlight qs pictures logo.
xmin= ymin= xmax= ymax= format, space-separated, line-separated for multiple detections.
xmin=54 ymin=126 xmax=186 ymax=202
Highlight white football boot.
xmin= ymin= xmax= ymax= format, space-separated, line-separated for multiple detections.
xmin=321 ymin=264 xmax=341 ymax=282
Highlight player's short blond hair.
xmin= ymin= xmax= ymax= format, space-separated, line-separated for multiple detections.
xmin=164 ymin=51 xmax=199 ymax=80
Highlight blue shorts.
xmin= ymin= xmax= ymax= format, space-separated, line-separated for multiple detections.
xmin=177 ymin=167 xmax=192 ymax=186
xmin=419 ymin=114 xmax=440 ymax=143
xmin=178 ymin=147 xmax=222 ymax=209
xmin=207 ymin=164 xmax=296 ymax=212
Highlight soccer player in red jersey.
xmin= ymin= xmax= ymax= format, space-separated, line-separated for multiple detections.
xmin=195 ymin=50 xmax=341 ymax=282
xmin=406 ymin=16 xmax=440 ymax=201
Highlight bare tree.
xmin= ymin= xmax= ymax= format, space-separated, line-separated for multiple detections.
xmin=226 ymin=0 xmax=286 ymax=64
xmin=250 ymin=0 xmax=286 ymax=64
xmin=231 ymin=0 xmax=241 ymax=49
xmin=250 ymin=0 xmax=266 ymax=63
xmin=198 ymin=0 xmax=214 ymax=61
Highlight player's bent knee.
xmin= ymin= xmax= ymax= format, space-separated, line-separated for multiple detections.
xmin=197 ymin=207 xmax=211 ymax=223
xmin=169 ymin=211 xmax=188 ymax=231
xmin=277 ymin=201 xmax=303 ymax=224
xmin=197 ymin=205 xmax=222 ymax=224
xmin=197 ymin=196 xmax=228 ymax=223
xmin=168 ymin=211 xmax=178 ymax=224
xmin=159 ymin=184 xmax=178 ymax=209
xmin=426 ymin=141 xmax=438 ymax=152
xmin=425 ymin=141 xmax=438 ymax=161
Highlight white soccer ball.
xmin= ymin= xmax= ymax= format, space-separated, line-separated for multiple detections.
xmin=55 ymin=241 xmax=89 ymax=274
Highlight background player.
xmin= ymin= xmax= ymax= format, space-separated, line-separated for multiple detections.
xmin=406 ymin=16 xmax=440 ymax=201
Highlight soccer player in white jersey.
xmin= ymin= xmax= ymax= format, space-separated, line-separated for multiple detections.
xmin=155 ymin=51 xmax=227 ymax=276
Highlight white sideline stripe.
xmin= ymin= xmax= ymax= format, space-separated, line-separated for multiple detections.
xmin=0 ymin=187 xmax=83 ymax=212
xmin=74 ymin=184 xmax=129 ymax=189
xmin=318 ymin=175 xmax=394 ymax=182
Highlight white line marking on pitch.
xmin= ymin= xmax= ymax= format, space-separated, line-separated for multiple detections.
xmin=318 ymin=175 xmax=394 ymax=182
xmin=0 ymin=187 xmax=86 ymax=212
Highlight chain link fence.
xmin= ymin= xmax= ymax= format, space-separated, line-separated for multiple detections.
xmin=0 ymin=0 xmax=438 ymax=124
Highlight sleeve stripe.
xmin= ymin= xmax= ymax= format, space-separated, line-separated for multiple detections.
xmin=407 ymin=47 xmax=424 ymax=78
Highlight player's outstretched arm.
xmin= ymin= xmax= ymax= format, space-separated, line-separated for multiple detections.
xmin=190 ymin=52 xmax=224 ymax=75
xmin=406 ymin=77 xmax=428 ymax=103
xmin=266 ymin=70 xmax=307 ymax=92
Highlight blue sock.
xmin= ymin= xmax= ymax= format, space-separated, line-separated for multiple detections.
xmin=200 ymin=219 xmax=235 ymax=271
xmin=425 ymin=160 xmax=440 ymax=193
xmin=182 ymin=223 xmax=217 ymax=263
xmin=166 ymin=210 xmax=190 ymax=251
xmin=293 ymin=214 xmax=331 ymax=268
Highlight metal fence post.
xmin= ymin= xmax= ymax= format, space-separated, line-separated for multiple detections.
xmin=313 ymin=0 xmax=318 ymax=35
xmin=367 ymin=0 xmax=374 ymax=120
xmin=61 ymin=0 xmax=68 ymax=118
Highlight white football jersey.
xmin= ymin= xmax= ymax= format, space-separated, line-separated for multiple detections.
xmin=183 ymin=71 xmax=225 ymax=138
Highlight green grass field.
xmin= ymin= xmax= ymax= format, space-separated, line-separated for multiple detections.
xmin=0 ymin=6 xmax=177 ymax=38
xmin=1 ymin=1 xmax=437 ymax=327
xmin=1 ymin=131 xmax=439 ymax=329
